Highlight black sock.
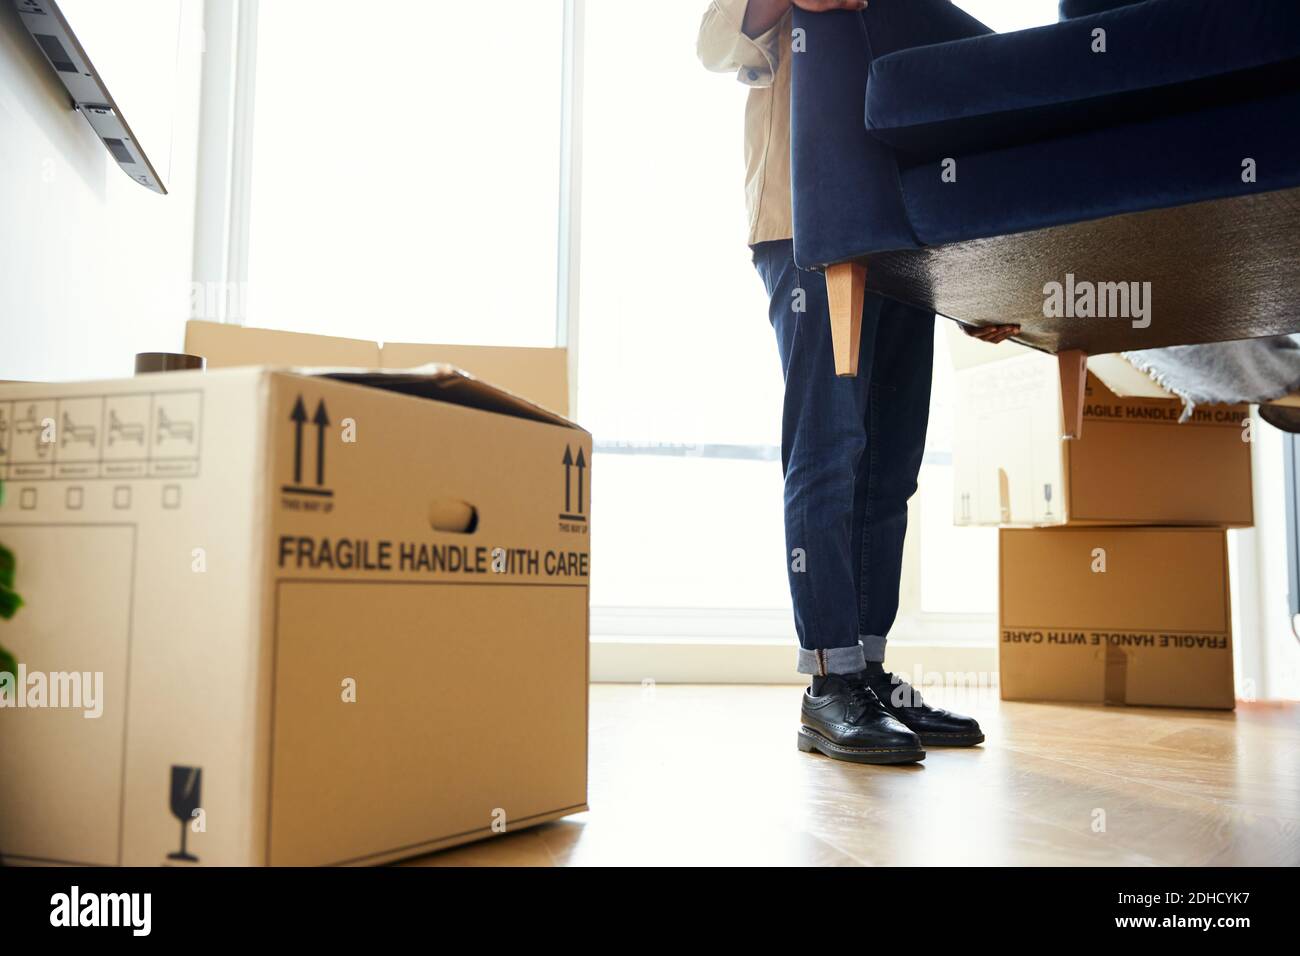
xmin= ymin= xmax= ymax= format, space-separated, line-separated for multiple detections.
xmin=862 ymin=661 xmax=885 ymax=677
xmin=811 ymin=675 xmax=831 ymax=695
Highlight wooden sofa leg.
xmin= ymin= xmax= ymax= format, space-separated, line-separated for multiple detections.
xmin=825 ymin=262 xmax=866 ymax=377
xmin=1059 ymin=349 xmax=1088 ymax=440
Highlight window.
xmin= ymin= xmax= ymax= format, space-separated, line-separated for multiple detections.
xmin=244 ymin=0 xmax=564 ymax=347
xmin=577 ymin=1 xmax=790 ymax=619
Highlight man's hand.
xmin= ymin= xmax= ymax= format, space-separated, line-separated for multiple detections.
xmin=743 ymin=0 xmax=867 ymax=38
xmin=793 ymin=0 xmax=868 ymax=10
xmin=961 ymin=323 xmax=1021 ymax=345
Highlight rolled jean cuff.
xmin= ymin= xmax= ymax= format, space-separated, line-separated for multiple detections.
xmin=797 ymin=643 xmax=867 ymax=676
xmin=860 ymin=634 xmax=887 ymax=663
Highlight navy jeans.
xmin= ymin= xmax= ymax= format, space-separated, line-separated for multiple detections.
xmin=752 ymin=239 xmax=934 ymax=675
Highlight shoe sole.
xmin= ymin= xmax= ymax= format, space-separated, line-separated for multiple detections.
xmin=916 ymin=732 xmax=985 ymax=748
xmin=797 ymin=726 xmax=925 ymax=765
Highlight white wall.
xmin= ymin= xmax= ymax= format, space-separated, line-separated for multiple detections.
xmin=0 ymin=0 xmax=205 ymax=382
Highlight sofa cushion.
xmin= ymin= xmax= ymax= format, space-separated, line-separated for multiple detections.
xmin=865 ymin=0 xmax=1300 ymax=159
xmin=896 ymin=88 xmax=1300 ymax=247
xmin=1059 ymin=0 xmax=1148 ymax=19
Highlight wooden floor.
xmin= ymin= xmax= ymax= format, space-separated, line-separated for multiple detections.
xmin=402 ymin=684 xmax=1300 ymax=867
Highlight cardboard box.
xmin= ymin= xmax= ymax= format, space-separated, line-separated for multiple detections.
xmin=998 ymin=527 xmax=1234 ymax=709
xmin=1089 ymin=352 xmax=1300 ymax=408
xmin=948 ymin=329 xmax=1252 ymax=527
xmin=184 ymin=320 xmax=570 ymax=418
xmin=0 ymin=365 xmax=591 ymax=865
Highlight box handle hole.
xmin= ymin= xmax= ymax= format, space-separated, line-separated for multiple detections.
xmin=428 ymin=498 xmax=478 ymax=534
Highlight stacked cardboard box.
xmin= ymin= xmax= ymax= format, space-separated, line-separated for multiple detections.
xmin=948 ymin=327 xmax=1250 ymax=709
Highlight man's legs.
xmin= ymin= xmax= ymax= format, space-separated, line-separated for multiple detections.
xmin=851 ymin=300 xmax=934 ymax=665
xmin=753 ymin=239 xmax=879 ymax=675
xmin=753 ymin=239 xmax=923 ymax=763
xmin=754 ymin=241 xmax=930 ymax=674
xmin=753 ymin=240 xmax=982 ymax=760
xmin=848 ymin=303 xmax=984 ymax=745
xmin=843 ymin=300 xmax=984 ymax=745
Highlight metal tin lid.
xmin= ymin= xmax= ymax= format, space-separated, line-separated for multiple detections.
xmin=134 ymin=352 xmax=205 ymax=374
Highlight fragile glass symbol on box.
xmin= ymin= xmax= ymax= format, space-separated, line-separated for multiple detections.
xmin=167 ymin=765 xmax=202 ymax=863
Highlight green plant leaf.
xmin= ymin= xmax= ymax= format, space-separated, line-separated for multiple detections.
xmin=0 ymin=584 xmax=21 ymax=621
xmin=0 ymin=542 xmax=15 ymax=590
xmin=0 ymin=644 xmax=16 ymax=681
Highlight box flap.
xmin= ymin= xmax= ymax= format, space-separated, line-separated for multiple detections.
xmin=308 ymin=364 xmax=584 ymax=431
xmin=380 ymin=341 xmax=569 ymax=418
xmin=1090 ymin=351 xmax=1300 ymax=408
xmin=1086 ymin=353 xmax=1174 ymax=399
xmin=186 ymin=319 xmax=381 ymax=368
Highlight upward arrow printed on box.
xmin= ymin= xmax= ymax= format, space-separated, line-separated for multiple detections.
xmin=291 ymin=397 xmax=307 ymax=484
xmin=561 ymin=445 xmax=586 ymax=517
xmin=312 ymin=400 xmax=329 ymax=487
xmin=289 ymin=396 xmax=330 ymax=488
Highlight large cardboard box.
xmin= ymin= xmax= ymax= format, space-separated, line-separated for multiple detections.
xmin=949 ymin=329 xmax=1252 ymax=527
xmin=184 ymin=320 xmax=570 ymax=418
xmin=0 ymin=365 xmax=591 ymax=865
xmin=999 ymin=527 xmax=1234 ymax=709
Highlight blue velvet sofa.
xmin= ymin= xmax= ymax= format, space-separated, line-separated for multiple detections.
xmin=791 ymin=0 xmax=1300 ymax=400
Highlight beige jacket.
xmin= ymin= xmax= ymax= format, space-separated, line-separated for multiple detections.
xmin=697 ymin=0 xmax=794 ymax=245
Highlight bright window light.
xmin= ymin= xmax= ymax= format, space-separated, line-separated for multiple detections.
xmin=578 ymin=1 xmax=790 ymax=613
xmin=245 ymin=0 xmax=564 ymax=346
xmin=953 ymin=0 xmax=1060 ymax=33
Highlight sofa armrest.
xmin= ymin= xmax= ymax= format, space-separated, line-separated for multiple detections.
xmin=791 ymin=0 xmax=992 ymax=268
